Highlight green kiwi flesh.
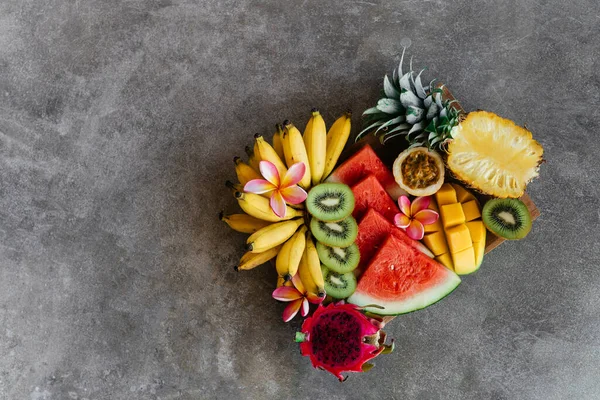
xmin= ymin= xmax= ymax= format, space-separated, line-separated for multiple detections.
xmin=306 ymin=183 xmax=355 ymax=222
xmin=310 ymin=216 xmax=358 ymax=248
xmin=321 ymin=265 xmax=357 ymax=299
xmin=316 ymin=241 xmax=360 ymax=274
xmin=482 ymin=198 xmax=532 ymax=240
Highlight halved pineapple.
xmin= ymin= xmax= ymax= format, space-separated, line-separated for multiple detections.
xmin=447 ymin=111 xmax=543 ymax=198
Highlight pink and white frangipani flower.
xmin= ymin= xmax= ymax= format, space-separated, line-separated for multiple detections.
xmin=243 ymin=161 xmax=307 ymax=218
xmin=393 ymin=195 xmax=439 ymax=241
xmin=272 ymin=273 xmax=323 ymax=322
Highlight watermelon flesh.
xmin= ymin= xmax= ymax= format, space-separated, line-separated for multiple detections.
xmin=351 ymin=174 xmax=399 ymax=222
xmin=355 ymin=208 xmax=434 ymax=274
xmin=326 ymin=144 xmax=406 ymax=200
xmin=348 ymin=235 xmax=461 ymax=315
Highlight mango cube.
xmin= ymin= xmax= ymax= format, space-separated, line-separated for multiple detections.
xmin=461 ymin=200 xmax=481 ymax=222
xmin=452 ymin=183 xmax=476 ymax=203
xmin=428 ymin=198 xmax=439 ymax=212
xmin=440 ymin=203 xmax=466 ymax=229
xmin=435 ymin=183 xmax=457 ymax=206
xmin=445 ymin=224 xmax=472 ymax=254
xmin=466 ymin=220 xmax=486 ymax=243
xmin=424 ymin=217 xmax=443 ymax=233
xmin=473 ymin=239 xmax=486 ymax=267
xmin=452 ymin=246 xmax=476 ymax=275
xmin=422 ymin=231 xmax=449 ymax=256
xmin=435 ymin=253 xmax=454 ymax=271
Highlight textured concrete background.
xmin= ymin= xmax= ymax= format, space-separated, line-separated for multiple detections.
xmin=0 ymin=0 xmax=598 ymax=399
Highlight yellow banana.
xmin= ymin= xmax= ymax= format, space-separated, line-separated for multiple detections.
xmin=236 ymin=192 xmax=303 ymax=222
xmin=276 ymin=275 xmax=294 ymax=288
xmin=245 ymin=145 xmax=261 ymax=173
xmin=276 ymin=225 xmax=307 ymax=280
xmin=323 ymin=111 xmax=352 ymax=179
xmin=272 ymin=124 xmax=285 ymax=160
xmin=254 ymin=134 xmax=287 ymax=179
xmin=247 ymin=218 xmax=303 ymax=253
xmin=236 ymin=245 xmax=281 ymax=271
xmin=234 ymin=157 xmax=261 ymax=185
xmin=305 ymin=235 xmax=326 ymax=296
xmin=219 ymin=211 xmax=272 ymax=234
xmin=303 ymin=109 xmax=327 ymax=185
xmin=298 ymin=243 xmax=325 ymax=298
xmin=282 ymin=121 xmax=311 ymax=189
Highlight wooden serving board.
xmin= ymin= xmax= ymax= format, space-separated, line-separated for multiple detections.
xmin=345 ymin=85 xmax=540 ymax=256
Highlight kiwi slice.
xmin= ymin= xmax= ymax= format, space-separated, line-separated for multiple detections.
xmin=306 ymin=183 xmax=355 ymax=222
xmin=321 ymin=265 xmax=357 ymax=299
xmin=316 ymin=241 xmax=360 ymax=274
xmin=310 ymin=216 xmax=358 ymax=248
xmin=482 ymin=198 xmax=532 ymax=240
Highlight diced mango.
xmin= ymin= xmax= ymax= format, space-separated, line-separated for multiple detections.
xmin=435 ymin=183 xmax=457 ymax=206
xmin=452 ymin=183 xmax=476 ymax=203
xmin=435 ymin=253 xmax=454 ymax=271
xmin=466 ymin=220 xmax=486 ymax=243
xmin=473 ymin=238 xmax=486 ymax=267
xmin=440 ymin=203 xmax=466 ymax=229
xmin=424 ymin=217 xmax=443 ymax=233
xmin=461 ymin=200 xmax=481 ymax=222
xmin=445 ymin=224 xmax=472 ymax=254
xmin=428 ymin=198 xmax=439 ymax=212
xmin=452 ymin=246 xmax=477 ymax=275
xmin=422 ymin=231 xmax=449 ymax=256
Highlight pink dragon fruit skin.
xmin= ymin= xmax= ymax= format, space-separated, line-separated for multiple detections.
xmin=295 ymin=302 xmax=387 ymax=381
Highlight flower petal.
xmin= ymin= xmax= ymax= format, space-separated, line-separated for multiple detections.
xmin=411 ymin=196 xmax=431 ymax=215
xmin=398 ymin=195 xmax=412 ymax=217
xmin=244 ymin=179 xmax=276 ymax=194
xmin=291 ymin=273 xmax=305 ymax=294
xmin=270 ymin=191 xmax=287 ymax=218
xmin=259 ymin=160 xmax=280 ymax=186
xmin=414 ymin=209 xmax=439 ymax=225
xmin=300 ymin=298 xmax=310 ymax=317
xmin=282 ymin=299 xmax=303 ymax=322
xmin=394 ymin=213 xmax=411 ymax=229
xmin=280 ymin=185 xmax=307 ymax=205
xmin=306 ymin=292 xmax=324 ymax=304
xmin=406 ymin=220 xmax=425 ymax=240
xmin=272 ymin=286 xmax=303 ymax=302
xmin=280 ymin=162 xmax=306 ymax=188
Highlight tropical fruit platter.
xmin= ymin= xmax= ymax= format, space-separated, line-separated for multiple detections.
xmin=220 ymin=49 xmax=544 ymax=381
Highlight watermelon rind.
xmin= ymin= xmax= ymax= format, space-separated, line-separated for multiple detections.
xmin=347 ymin=271 xmax=461 ymax=315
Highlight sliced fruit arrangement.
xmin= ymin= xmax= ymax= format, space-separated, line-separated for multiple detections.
xmin=221 ymin=111 xmax=358 ymax=315
xmin=420 ymin=183 xmax=487 ymax=275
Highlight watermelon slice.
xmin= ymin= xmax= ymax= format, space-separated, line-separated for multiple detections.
xmin=348 ymin=235 xmax=461 ymax=315
xmin=355 ymin=208 xmax=434 ymax=274
xmin=351 ymin=174 xmax=399 ymax=222
xmin=326 ymin=144 xmax=406 ymax=200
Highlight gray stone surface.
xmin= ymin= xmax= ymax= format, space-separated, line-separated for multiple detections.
xmin=0 ymin=0 xmax=598 ymax=398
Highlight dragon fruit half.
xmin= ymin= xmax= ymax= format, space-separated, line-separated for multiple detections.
xmin=295 ymin=302 xmax=394 ymax=381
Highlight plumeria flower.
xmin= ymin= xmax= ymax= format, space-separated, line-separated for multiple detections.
xmin=393 ymin=195 xmax=439 ymax=241
xmin=272 ymin=273 xmax=323 ymax=322
xmin=243 ymin=161 xmax=307 ymax=218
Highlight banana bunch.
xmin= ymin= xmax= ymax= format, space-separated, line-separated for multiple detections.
xmin=220 ymin=110 xmax=352 ymax=298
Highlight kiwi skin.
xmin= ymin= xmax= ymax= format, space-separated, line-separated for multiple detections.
xmin=306 ymin=183 xmax=355 ymax=222
xmin=310 ymin=216 xmax=358 ymax=248
xmin=316 ymin=241 xmax=360 ymax=274
xmin=321 ymin=265 xmax=357 ymax=299
xmin=482 ymin=198 xmax=532 ymax=240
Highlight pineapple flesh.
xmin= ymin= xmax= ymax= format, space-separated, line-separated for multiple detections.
xmin=447 ymin=111 xmax=544 ymax=198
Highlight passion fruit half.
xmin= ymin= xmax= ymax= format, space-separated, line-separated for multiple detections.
xmin=392 ymin=147 xmax=445 ymax=196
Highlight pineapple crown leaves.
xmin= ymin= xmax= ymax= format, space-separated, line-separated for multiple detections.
xmin=357 ymin=48 xmax=461 ymax=151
